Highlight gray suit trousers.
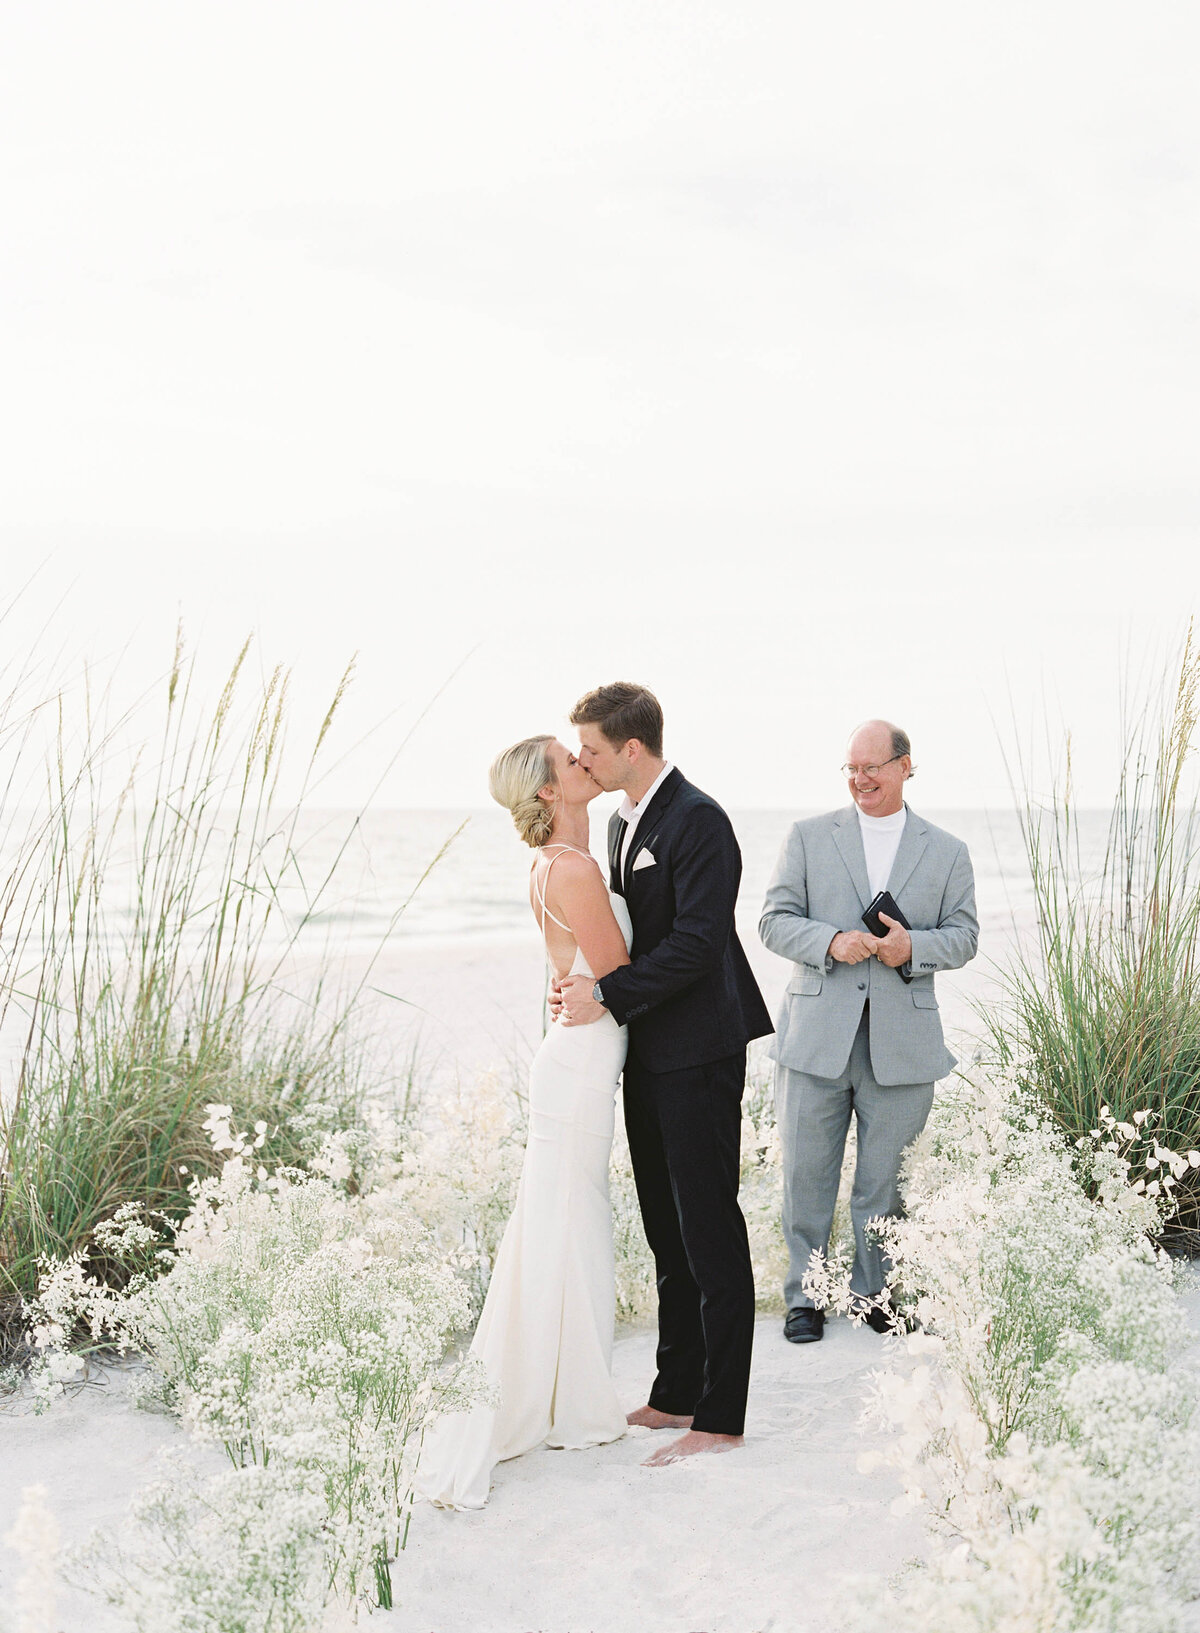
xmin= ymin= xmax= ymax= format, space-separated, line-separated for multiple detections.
xmin=777 ymin=1013 xmax=933 ymax=1310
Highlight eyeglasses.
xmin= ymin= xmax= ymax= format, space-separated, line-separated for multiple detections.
xmin=841 ymin=755 xmax=905 ymax=778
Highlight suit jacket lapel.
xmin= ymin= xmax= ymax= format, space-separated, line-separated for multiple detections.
xmin=624 ymin=767 xmax=683 ymax=893
xmin=886 ymin=804 xmax=928 ymax=899
xmin=832 ymin=806 xmax=873 ymax=910
xmin=607 ymin=811 xmax=626 ymax=893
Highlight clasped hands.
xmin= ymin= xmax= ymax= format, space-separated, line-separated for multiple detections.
xmin=548 ymin=973 xmax=606 ymax=1027
xmin=829 ymin=912 xmax=911 ymax=970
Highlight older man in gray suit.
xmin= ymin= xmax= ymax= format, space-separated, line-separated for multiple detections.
xmin=759 ymin=720 xmax=978 ymax=1343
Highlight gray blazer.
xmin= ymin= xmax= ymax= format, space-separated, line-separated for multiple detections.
xmin=758 ymin=804 xmax=978 ymax=1086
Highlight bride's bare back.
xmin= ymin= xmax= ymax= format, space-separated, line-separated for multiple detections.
xmin=530 ymin=844 xmax=631 ymax=984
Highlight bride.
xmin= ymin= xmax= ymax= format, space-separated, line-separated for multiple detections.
xmin=415 ymin=734 xmax=633 ymax=1509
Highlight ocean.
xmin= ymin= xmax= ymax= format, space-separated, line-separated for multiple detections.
xmin=1 ymin=801 xmax=1109 ymax=1096
xmin=252 ymin=801 xmax=1086 ymax=1089
xmin=277 ymin=802 xmax=1049 ymax=951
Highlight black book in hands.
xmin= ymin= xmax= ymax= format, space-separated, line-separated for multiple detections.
xmin=861 ymin=890 xmax=914 ymax=984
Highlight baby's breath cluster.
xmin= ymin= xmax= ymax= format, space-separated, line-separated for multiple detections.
xmin=394 ymin=1069 xmax=529 ymax=1319
xmin=809 ymin=1075 xmax=1200 ymax=1632
xmin=737 ymin=1053 xmax=819 ymax=1314
xmin=1080 ymin=1101 xmax=1200 ymax=1209
xmin=24 ymin=1107 xmax=485 ymax=1626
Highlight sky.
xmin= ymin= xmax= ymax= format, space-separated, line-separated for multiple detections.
xmin=2 ymin=2 xmax=1198 ymax=811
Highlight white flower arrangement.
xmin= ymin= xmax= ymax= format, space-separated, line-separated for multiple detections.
xmin=26 ymin=1059 xmax=1198 ymax=1631
xmin=394 ymin=1069 xmax=528 ymax=1320
xmin=806 ymin=1073 xmax=1200 ymax=1631
xmin=24 ymin=1110 xmax=486 ymax=1623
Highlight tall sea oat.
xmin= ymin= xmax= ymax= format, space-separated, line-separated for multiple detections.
xmin=0 ymin=626 xmax=434 ymax=1346
xmin=986 ymin=626 xmax=1200 ymax=1235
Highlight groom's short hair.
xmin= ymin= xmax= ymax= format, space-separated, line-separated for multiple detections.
xmin=570 ymin=683 xmax=664 ymax=758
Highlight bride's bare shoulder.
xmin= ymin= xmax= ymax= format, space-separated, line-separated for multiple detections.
xmin=537 ymin=848 xmax=604 ymax=894
xmin=545 ymin=846 xmax=600 ymax=870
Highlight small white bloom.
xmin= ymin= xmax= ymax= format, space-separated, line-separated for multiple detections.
xmin=342 ymin=1236 xmax=374 ymax=1272
xmin=47 ymin=1351 xmax=85 ymax=1382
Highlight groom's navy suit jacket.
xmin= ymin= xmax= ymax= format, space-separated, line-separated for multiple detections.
xmin=595 ymin=769 xmax=772 ymax=1074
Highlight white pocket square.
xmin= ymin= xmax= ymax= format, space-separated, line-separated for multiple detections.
xmin=632 ymin=849 xmax=656 ymax=872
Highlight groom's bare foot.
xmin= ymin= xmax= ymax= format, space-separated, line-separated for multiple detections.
xmin=643 ymin=1429 xmax=743 ymax=1466
xmin=626 ymin=1405 xmax=694 ymax=1430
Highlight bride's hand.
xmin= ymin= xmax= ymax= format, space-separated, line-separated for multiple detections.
xmin=558 ymin=973 xmax=605 ymax=1026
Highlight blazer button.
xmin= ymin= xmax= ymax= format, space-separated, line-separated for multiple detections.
xmin=857 ymin=981 xmax=866 ymax=991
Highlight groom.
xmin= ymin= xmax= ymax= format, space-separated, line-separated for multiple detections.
xmin=556 ymin=682 xmax=772 ymax=1465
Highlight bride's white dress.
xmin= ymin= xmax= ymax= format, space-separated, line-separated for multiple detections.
xmin=415 ymin=851 xmax=632 ymax=1509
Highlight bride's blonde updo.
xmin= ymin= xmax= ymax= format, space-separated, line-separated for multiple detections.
xmin=489 ymin=734 xmax=558 ymax=848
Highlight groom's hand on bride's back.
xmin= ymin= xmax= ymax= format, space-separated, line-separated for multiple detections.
xmin=557 ymin=973 xmax=606 ymax=1026
xmin=547 ymin=975 xmax=564 ymax=1019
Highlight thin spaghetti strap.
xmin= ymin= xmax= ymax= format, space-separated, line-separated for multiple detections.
xmin=533 ymin=844 xmax=596 ymax=935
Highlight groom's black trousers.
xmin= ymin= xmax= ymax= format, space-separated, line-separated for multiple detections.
xmin=622 ymin=1048 xmax=755 ymax=1437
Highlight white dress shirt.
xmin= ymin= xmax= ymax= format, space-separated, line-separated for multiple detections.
xmin=857 ymin=805 xmax=907 ymax=897
xmin=618 ymin=761 xmax=674 ymax=878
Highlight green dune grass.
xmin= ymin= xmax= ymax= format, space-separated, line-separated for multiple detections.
xmin=983 ymin=627 xmax=1200 ymax=1238
xmin=0 ymin=630 xmax=408 ymax=1355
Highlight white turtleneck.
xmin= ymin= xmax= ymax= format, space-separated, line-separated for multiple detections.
xmin=857 ymin=805 xmax=907 ymax=897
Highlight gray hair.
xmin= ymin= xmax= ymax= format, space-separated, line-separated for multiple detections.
xmin=849 ymin=719 xmax=915 ymax=779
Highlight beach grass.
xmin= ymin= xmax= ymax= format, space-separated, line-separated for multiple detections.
xmin=983 ymin=626 xmax=1200 ymax=1235
xmin=0 ymin=629 xmax=403 ymax=1350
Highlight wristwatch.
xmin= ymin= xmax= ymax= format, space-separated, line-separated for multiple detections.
xmin=592 ymin=981 xmax=606 ymax=1006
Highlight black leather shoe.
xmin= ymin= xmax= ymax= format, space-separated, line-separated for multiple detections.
xmin=784 ymin=1307 xmax=824 ymax=1344
xmin=863 ymin=1297 xmax=916 ymax=1335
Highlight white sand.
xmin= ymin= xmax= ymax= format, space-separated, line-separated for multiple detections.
xmin=0 ymin=1375 xmax=227 ymax=1629
xmin=6 ymin=1297 xmax=1199 ymax=1631
xmin=396 ymin=1315 xmax=930 ymax=1633
xmin=324 ymin=919 xmax=1003 ymax=1103
xmin=0 ymin=1314 xmax=927 ymax=1633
